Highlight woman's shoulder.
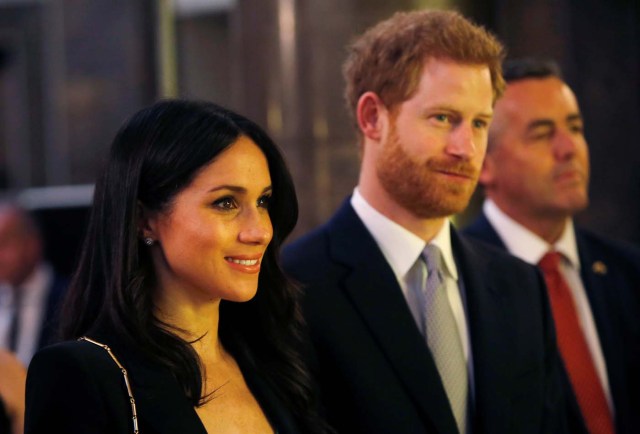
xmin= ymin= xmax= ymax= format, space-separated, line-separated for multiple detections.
xmin=29 ymin=338 xmax=123 ymax=379
xmin=26 ymin=339 xmax=134 ymax=434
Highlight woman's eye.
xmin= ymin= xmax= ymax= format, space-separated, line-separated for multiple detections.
xmin=213 ymin=197 xmax=237 ymax=210
xmin=570 ymin=124 xmax=584 ymax=134
xmin=258 ymin=195 xmax=272 ymax=209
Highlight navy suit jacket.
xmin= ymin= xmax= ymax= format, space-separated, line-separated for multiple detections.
xmin=464 ymin=212 xmax=640 ymax=434
xmin=25 ymin=333 xmax=302 ymax=434
xmin=283 ymin=200 xmax=573 ymax=434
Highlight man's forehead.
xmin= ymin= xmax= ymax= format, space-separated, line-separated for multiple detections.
xmin=504 ymin=77 xmax=574 ymax=104
xmin=497 ymin=78 xmax=578 ymax=118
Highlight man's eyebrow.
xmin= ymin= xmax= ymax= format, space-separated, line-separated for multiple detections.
xmin=420 ymin=105 xmax=494 ymax=119
xmin=526 ymin=119 xmax=555 ymax=132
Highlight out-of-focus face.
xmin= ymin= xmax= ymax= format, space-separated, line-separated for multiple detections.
xmin=0 ymin=210 xmax=40 ymax=287
xmin=146 ymin=136 xmax=273 ymax=306
xmin=481 ymin=76 xmax=589 ymax=222
xmin=376 ymin=58 xmax=494 ymax=219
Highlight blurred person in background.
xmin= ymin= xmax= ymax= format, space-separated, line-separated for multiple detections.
xmin=284 ymin=10 xmax=576 ymax=434
xmin=0 ymin=202 xmax=68 ymax=365
xmin=464 ymin=57 xmax=640 ymax=434
xmin=25 ymin=99 xmax=330 ymax=434
xmin=0 ymin=349 xmax=25 ymax=434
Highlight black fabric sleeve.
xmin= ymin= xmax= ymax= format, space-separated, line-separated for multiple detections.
xmin=25 ymin=342 xmax=129 ymax=434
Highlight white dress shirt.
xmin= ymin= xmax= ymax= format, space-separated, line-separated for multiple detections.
xmin=351 ymin=189 xmax=472 ymax=364
xmin=0 ymin=262 xmax=53 ymax=365
xmin=484 ymin=199 xmax=613 ymax=411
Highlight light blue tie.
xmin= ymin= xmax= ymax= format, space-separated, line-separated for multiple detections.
xmin=422 ymin=244 xmax=468 ymax=434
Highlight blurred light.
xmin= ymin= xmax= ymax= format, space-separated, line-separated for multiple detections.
xmin=18 ymin=184 xmax=94 ymax=209
xmin=0 ymin=0 xmax=45 ymax=5
xmin=173 ymin=0 xmax=236 ymax=16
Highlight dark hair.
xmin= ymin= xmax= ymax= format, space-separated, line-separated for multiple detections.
xmin=343 ymin=9 xmax=506 ymax=138
xmin=61 ymin=99 xmax=326 ymax=432
xmin=502 ymin=57 xmax=563 ymax=83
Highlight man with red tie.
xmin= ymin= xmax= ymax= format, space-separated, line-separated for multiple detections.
xmin=464 ymin=58 xmax=640 ymax=434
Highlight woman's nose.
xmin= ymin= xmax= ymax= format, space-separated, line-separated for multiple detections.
xmin=238 ymin=210 xmax=273 ymax=245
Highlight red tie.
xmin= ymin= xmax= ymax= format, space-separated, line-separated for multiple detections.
xmin=538 ymin=252 xmax=614 ymax=434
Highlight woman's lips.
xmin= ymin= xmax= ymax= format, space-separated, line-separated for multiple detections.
xmin=225 ymin=255 xmax=263 ymax=273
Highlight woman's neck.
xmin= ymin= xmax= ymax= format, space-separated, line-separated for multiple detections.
xmin=154 ymin=289 xmax=226 ymax=363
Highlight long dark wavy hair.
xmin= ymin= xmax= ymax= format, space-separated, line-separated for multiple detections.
xmin=60 ymin=99 xmax=327 ymax=432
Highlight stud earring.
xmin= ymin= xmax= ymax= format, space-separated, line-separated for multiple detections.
xmin=144 ymin=237 xmax=154 ymax=246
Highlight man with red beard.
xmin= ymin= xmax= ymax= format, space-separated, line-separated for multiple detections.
xmin=464 ymin=58 xmax=640 ymax=434
xmin=284 ymin=11 xmax=578 ymax=434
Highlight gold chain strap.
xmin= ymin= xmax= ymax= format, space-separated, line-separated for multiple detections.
xmin=79 ymin=336 xmax=140 ymax=434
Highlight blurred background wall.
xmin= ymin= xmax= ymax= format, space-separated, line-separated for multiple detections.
xmin=0 ymin=0 xmax=638 ymax=273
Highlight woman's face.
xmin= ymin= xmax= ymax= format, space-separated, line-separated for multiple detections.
xmin=145 ymin=135 xmax=273 ymax=305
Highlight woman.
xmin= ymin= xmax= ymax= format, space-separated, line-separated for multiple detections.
xmin=25 ymin=100 xmax=328 ymax=433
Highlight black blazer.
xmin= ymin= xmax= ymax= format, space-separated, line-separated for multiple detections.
xmin=283 ymin=200 xmax=573 ymax=434
xmin=25 ymin=334 xmax=302 ymax=434
xmin=464 ymin=212 xmax=640 ymax=434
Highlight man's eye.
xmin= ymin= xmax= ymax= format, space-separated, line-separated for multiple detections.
xmin=474 ymin=118 xmax=491 ymax=129
xmin=434 ymin=114 xmax=449 ymax=122
xmin=528 ymin=127 xmax=555 ymax=142
xmin=213 ymin=197 xmax=237 ymax=210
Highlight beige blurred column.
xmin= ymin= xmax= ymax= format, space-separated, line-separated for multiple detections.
xmin=232 ymin=0 xmax=470 ymax=236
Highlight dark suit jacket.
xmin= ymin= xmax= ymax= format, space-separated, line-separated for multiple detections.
xmin=464 ymin=212 xmax=640 ymax=434
xmin=25 ymin=334 xmax=302 ymax=434
xmin=283 ymin=200 xmax=572 ymax=434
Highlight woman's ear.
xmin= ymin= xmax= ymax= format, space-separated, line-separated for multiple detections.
xmin=356 ymin=91 xmax=387 ymax=142
xmin=137 ymin=201 xmax=157 ymax=241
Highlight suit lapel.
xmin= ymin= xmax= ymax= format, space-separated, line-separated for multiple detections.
xmin=451 ymin=232 xmax=513 ymax=434
xmin=463 ymin=212 xmax=507 ymax=249
xmin=327 ymin=203 xmax=458 ymax=433
xmin=103 ymin=337 xmax=208 ymax=434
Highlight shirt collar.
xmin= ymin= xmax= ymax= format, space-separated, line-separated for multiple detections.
xmin=0 ymin=262 xmax=52 ymax=305
xmin=483 ymin=199 xmax=580 ymax=268
xmin=351 ymin=188 xmax=459 ymax=280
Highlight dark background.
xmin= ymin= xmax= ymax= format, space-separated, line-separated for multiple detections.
xmin=1 ymin=0 xmax=638 ymax=274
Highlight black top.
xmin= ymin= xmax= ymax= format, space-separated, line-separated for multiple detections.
xmin=25 ymin=333 xmax=301 ymax=434
xmin=0 ymin=397 xmax=10 ymax=434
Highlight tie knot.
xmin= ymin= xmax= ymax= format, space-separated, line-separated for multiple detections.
xmin=423 ymin=244 xmax=443 ymax=275
xmin=538 ymin=251 xmax=561 ymax=273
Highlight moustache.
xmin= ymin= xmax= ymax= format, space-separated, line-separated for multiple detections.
xmin=426 ymin=159 xmax=479 ymax=179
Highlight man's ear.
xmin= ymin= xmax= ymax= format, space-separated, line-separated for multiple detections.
xmin=356 ymin=91 xmax=387 ymax=142
xmin=479 ymin=154 xmax=495 ymax=187
xmin=137 ymin=201 xmax=158 ymax=240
